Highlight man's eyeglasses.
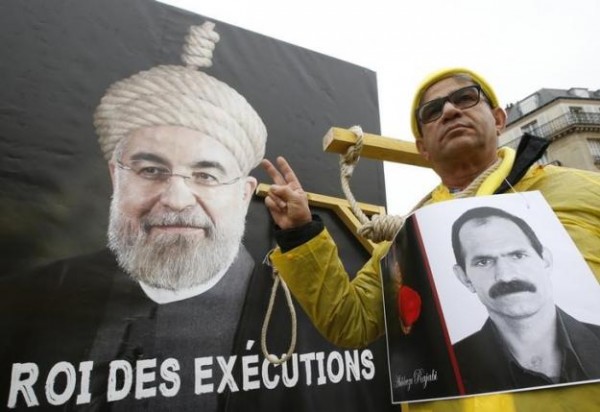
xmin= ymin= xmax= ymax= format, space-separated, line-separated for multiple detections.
xmin=116 ymin=160 xmax=242 ymax=191
xmin=416 ymin=85 xmax=486 ymax=125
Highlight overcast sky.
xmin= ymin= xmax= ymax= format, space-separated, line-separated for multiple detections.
xmin=159 ymin=0 xmax=600 ymax=214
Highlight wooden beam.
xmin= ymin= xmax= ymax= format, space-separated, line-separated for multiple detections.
xmin=256 ymin=184 xmax=385 ymax=215
xmin=331 ymin=205 xmax=378 ymax=253
xmin=256 ymin=183 xmax=386 ymax=254
xmin=322 ymin=127 xmax=431 ymax=168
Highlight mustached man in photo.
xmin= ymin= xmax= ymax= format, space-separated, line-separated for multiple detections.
xmin=451 ymin=206 xmax=600 ymax=394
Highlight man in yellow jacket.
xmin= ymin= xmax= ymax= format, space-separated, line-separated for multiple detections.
xmin=261 ymin=67 xmax=600 ymax=411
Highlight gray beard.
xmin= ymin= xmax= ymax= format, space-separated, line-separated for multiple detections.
xmin=107 ymin=200 xmax=246 ymax=291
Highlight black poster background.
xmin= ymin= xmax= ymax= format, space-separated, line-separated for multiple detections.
xmin=0 ymin=1 xmax=393 ymax=411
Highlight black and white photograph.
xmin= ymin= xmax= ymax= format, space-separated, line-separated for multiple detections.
xmin=418 ymin=191 xmax=600 ymax=395
xmin=382 ymin=191 xmax=600 ymax=404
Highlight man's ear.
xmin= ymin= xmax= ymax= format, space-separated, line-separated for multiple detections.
xmin=416 ymin=138 xmax=430 ymax=161
xmin=453 ymin=264 xmax=475 ymax=293
xmin=242 ymin=176 xmax=258 ymax=205
xmin=492 ymin=107 xmax=507 ymax=135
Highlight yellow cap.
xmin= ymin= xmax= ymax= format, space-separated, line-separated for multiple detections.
xmin=410 ymin=67 xmax=499 ymax=139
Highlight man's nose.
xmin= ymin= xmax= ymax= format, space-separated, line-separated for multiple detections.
xmin=159 ymin=175 xmax=197 ymax=211
xmin=494 ymin=257 xmax=515 ymax=282
xmin=440 ymin=100 xmax=462 ymax=121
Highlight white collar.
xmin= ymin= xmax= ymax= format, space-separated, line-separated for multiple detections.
xmin=138 ymin=252 xmax=238 ymax=304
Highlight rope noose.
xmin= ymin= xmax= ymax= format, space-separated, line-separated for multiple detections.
xmin=340 ymin=126 xmax=404 ymax=242
xmin=260 ymin=251 xmax=297 ymax=364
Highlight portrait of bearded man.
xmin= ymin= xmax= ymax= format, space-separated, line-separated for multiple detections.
xmin=0 ymin=22 xmax=266 ymax=411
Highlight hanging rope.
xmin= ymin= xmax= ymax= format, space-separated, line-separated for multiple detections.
xmin=339 ymin=126 xmax=503 ymax=242
xmin=339 ymin=125 xmax=404 ymax=242
xmin=261 ymin=251 xmax=297 ymax=364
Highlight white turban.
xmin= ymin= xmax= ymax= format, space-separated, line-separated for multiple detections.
xmin=94 ymin=22 xmax=267 ymax=175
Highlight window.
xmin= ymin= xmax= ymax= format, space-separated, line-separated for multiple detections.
xmin=587 ymin=139 xmax=600 ymax=165
xmin=569 ymin=88 xmax=590 ymax=98
xmin=569 ymin=106 xmax=583 ymax=114
xmin=570 ymin=106 xmax=584 ymax=122
xmin=521 ymin=119 xmax=539 ymax=135
xmin=518 ymin=94 xmax=539 ymax=115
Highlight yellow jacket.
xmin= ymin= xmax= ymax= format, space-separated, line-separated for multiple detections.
xmin=271 ymin=150 xmax=600 ymax=412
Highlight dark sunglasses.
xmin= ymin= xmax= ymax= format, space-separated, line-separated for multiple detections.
xmin=417 ymin=85 xmax=485 ymax=124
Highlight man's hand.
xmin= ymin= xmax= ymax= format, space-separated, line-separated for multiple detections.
xmin=261 ymin=156 xmax=312 ymax=230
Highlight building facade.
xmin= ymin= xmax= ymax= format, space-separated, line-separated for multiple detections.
xmin=500 ymin=87 xmax=600 ymax=171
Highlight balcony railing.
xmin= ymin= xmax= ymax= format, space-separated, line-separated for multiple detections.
xmin=526 ymin=111 xmax=600 ymax=139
